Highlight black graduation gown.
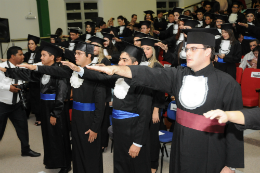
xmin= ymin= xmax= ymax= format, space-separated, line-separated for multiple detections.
xmin=80 ymin=33 xmax=95 ymax=41
xmin=128 ymin=63 xmax=244 ymax=172
xmin=163 ymin=41 xmax=186 ymax=67
xmin=159 ymin=23 xmax=176 ymax=40
xmin=5 ymin=63 xmax=71 ymax=168
xmin=214 ymin=40 xmax=242 ymax=79
xmin=149 ymin=62 xmax=165 ymax=169
xmin=36 ymin=65 xmax=106 ymax=173
xmin=236 ymin=108 xmax=260 ymax=130
xmin=24 ymin=47 xmax=42 ymax=119
xmin=118 ymin=26 xmax=133 ymax=38
xmin=80 ymin=68 xmax=153 ymax=173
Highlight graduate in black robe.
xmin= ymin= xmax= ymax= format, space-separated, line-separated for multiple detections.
xmin=80 ymin=21 xmax=96 ymax=41
xmin=24 ymin=34 xmax=42 ymax=123
xmin=86 ymin=29 xmax=244 ymax=173
xmin=102 ymin=32 xmax=120 ymax=65
xmin=61 ymin=44 xmax=153 ymax=173
xmin=3 ymin=41 xmax=72 ymax=173
xmin=214 ymin=24 xmax=242 ymax=79
xmin=13 ymin=42 xmax=106 ymax=173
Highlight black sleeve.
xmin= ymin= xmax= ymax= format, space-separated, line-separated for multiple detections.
xmin=50 ymin=78 xmax=68 ymax=118
xmin=133 ymin=86 xmax=153 ymax=145
xmin=5 ymin=68 xmax=41 ymax=82
xmin=159 ymin=25 xmax=172 ymax=40
xmin=235 ymin=108 xmax=260 ymax=130
xmin=121 ymin=36 xmax=134 ymax=44
xmin=101 ymin=58 xmax=111 ymax=66
xmin=82 ymin=68 xmax=118 ymax=88
xmin=91 ymin=83 xmax=106 ymax=133
xmin=37 ymin=65 xmax=72 ymax=78
xmin=163 ymin=45 xmax=178 ymax=65
xmin=64 ymin=49 xmax=76 ymax=64
xmin=247 ymin=25 xmax=260 ymax=40
xmin=111 ymin=53 xmax=120 ymax=64
xmin=129 ymin=65 xmax=177 ymax=95
xmin=162 ymin=34 xmax=176 ymax=46
xmin=223 ymin=41 xmax=242 ymax=63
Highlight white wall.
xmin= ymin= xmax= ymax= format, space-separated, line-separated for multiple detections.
xmin=179 ymin=0 xmax=200 ymax=10
xmin=0 ymin=0 xmax=40 ymax=58
xmin=98 ymin=0 xmax=157 ymax=24
xmin=48 ymin=0 xmax=68 ymax=35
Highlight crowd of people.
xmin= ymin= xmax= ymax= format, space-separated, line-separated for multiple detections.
xmin=1 ymin=0 xmax=260 ymax=173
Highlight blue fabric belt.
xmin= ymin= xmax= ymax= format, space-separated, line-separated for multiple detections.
xmin=217 ymin=57 xmax=226 ymax=63
xmin=112 ymin=109 xmax=139 ymax=119
xmin=40 ymin=93 xmax=56 ymax=100
xmin=73 ymin=101 xmax=96 ymax=111
xmin=244 ymin=36 xmax=257 ymax=40
xmin=181 ymin=63 xmax=187 ymax=67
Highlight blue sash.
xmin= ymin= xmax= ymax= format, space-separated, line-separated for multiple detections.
xmin=217 ymin=57 xmax=226 ymax=63
xmin=181 ymin=63 xmax=187 ymax=67
xmin=112 ymin=109 xmax=139 ymax=119
xmin=244 ymin=36 xmax=257 ymax=40
xmin=73 ymin=101 xmax=96 ymax=111
xmin=40 ymin=93 xmax=56 ymax=100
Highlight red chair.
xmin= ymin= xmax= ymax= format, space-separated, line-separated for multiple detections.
xmin=158 ymin=48 xmax=172 ymax=67
xmin=236 ymin=67 xmax=243 ymax=84
xmin=241 ymin=68 xmax=260 ymax=107
xmin=69 ymin=109 xmax=72 ymax=121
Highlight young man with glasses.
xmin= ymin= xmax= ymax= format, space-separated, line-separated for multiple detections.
xmin=228 ymin=1 xmax=245 ymax=23
xmin=86 ymin=28 xmax=244 ymax=173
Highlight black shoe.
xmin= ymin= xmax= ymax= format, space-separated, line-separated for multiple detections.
xmin=22 ymin=149 xmax=41 ymax=157
xmin=58 ymin=167 xmax=71 ymax=173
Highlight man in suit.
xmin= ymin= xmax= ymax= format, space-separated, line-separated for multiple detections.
xmin=154 ymin=11 xmax=167 ymax=31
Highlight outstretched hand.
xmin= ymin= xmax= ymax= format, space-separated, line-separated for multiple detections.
xmin=61 ymin=61 xmax=81 ymax=72
xmin=0 ymin=66 xmax=7 ymax=72
xmin=238 ymin=22 xmax=248 ymax=28
xmin=203 ymin=109 xmax=228 ymax=124
xmin=86 ymin=65 xmax=116 ymax=75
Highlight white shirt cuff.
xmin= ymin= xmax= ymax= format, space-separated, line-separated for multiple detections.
xmin=133 ymin=142 xmax=142 ymax=147
xmin=35 ymin=66 xmax=38 ymax=71
xmin=76 ymin=67 xmax=84 ymax=77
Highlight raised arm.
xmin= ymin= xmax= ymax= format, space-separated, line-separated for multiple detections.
xmin=4 ymin=68 xmax=41 ymax=82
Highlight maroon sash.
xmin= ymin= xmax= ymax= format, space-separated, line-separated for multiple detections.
xmin=176 ymin=108 xmax=226 ymax=133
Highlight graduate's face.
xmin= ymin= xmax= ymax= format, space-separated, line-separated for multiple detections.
xmin=197 ymin=12 xmax=204 ymax=20
xmin=92 ymin=43 xmax=100 ymax=55
xmin=146 ymin=14 xmax=152 ymax=21
xmin=186 ymin=44 xmax=211 ymax=71
xmin=56 ymin=56 xmax=62 ymax=62
xmin=70 ymin=32 xmax=79 ymax=40
xmin=158 ymin=12 xmax=163 ymax=18
xmin=216 ymin=19 xmax=223 ymax=28
xmin=205 ymin=5 xmax=211 ymax=12
xmin=246 ymin=13 xmax=255 ymax=23
xmin=28 ymin=40 xmax=37 ymax=51
xmin=86 ymin=25 xmax=92 ymax=33
xmin=205 ymin=16 xmax=212 ymax=25
xmin=254 ymin=50 xmax=259 ymax=58
xmin=118 ymin=52 xmax=138 ymax=66
xmin=174 ymin=12 xmax=180 ymax=22
xmin=50 ymin=38 xmax=55 ymax=44
xmin=178 ymin=21 xmax=184 ymax=29
xmin=41 ymin=50 xmax=54 ymax=66
xmin=168 ymin=14 xmax=174 ymax=23
xmin=132 ymin=15 xmax=137 ymax=22
xmin=184 ymin=11 xmax=191 ymax=16
xmin=250 ymin=41 xmax=257 ymax=51
xmin=142 ymin=45 xmax=153 ymax=59
xmin=221 ymin=30 xmax=230 ymax=40
xmin=75 ymin=50 xmax=87 ymax=66
xmin=117 ymin=19 xmax=124 ymax=26
xmin=103 ymin=37 xmax=110 ymax=47
xmin=11 ymin=50 xmax=24 ymax=65
xmin=232 ymin=5 xmax=239 ymax=13
xmin=141 ymin=25 xmax=150 ymax=34
xmin=134 ymin=37 xmax=141 ymax=47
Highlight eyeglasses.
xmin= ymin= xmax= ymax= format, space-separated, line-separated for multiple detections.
xmin=250 ymin=45 xmax=257 ymax=47
xmin=74 ymin=52 xmax=86 ymax=56
xmin=232 ymin=6 xmax=238 ymax=8
xmin=185 ymin=47 xmax=206 ymax=52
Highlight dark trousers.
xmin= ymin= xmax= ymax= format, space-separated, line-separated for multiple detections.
xmin=0 ymin=101 xmax=30 ymax=152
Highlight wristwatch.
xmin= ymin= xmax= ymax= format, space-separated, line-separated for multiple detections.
xmin=229 ymin=167 xmax=236 ymax=171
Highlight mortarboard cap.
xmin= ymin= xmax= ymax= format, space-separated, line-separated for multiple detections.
xmin=144 ymin=10 xmax=155 ymax=15
xmin=139 ymin=21 xmax=151 ymax=28
xmin=85 ymin=21 xmax=96 ymax=28
xmin=244 ymin=8 xmax=257 ymax=15
xmin=123 ymin=43 xmax=145 ymax=64
xmin=93 ymin=17 xmax=104 ymax=27
xmin=50 ymin=34 xmax=58 ymax=39
xmin=134 ymin=31 xmax=149 ymax=38
xmin=102 ymin=32 xmax=114 ymax=40
xmin=187 ymin=31 xmax=215 ymax=46
xmin=40 ymin=41 xmax=62 ymax=57
xmin=196 ymin=8 xmax=206 ymax=14
xmin=204 ymin=12 xmax=214 ymax=19
xmin=220 ymin=23 xmax=233 ymax=30
xmin=183 ymin=19 xmax=200 ymax=28
xmin=75 ymin=42 xmax=94 ymax=55
xmin=27 ymin=34 xmax=40 ymax=44
xmin=180 ymin=15 xmax=193 ymax=20
xmin=133 ymin=23 xmax=141 ymax=28
xmin=182 ymin=28 xmax=220 ymax=36
xmin=203 ymin=1 xmax=212 ymax=7
xmin=137 ymin=37 xmax=160 ymax=47
xmin=69 ymin=29 xmax=80 ymax=34
xmin=110 ymin=27 xmax=120 ymax=37
xmin=172 ymin=7 xmax=184 ymax=14
xmin=88 ymin=36 xmax=106 ymax=46
xmin=214 ymin=14 xmax=228 ymax=22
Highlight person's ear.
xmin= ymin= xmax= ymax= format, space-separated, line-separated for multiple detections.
xmin=133 ymin=61 xmax=138 ymax=65
xmin=205 ymin=48 xmax=211 ymax=58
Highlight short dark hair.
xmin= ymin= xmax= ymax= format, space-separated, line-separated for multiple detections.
xmin=7 ymin=46 xmax=22 ymax=59
xmin=121 ymin=51 xmax=137 ymax=64
xmin=250 ymin=39 xmax=259 ymax=45
xmin=132 ymin=14 xmax=137 ymax=18
xmin=253 ymin=45 xmax=260 ymax=52
xmin=203 ymin=45 xmax=215 ymax=61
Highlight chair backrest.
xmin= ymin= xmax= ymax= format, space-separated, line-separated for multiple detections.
xmin=236 ymin=67 xmax=243 ymax=84
xmin=241 ymin=68 xmax=260 ymax=99
xmin=167 ymin=101 xmax=177 ymax=120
